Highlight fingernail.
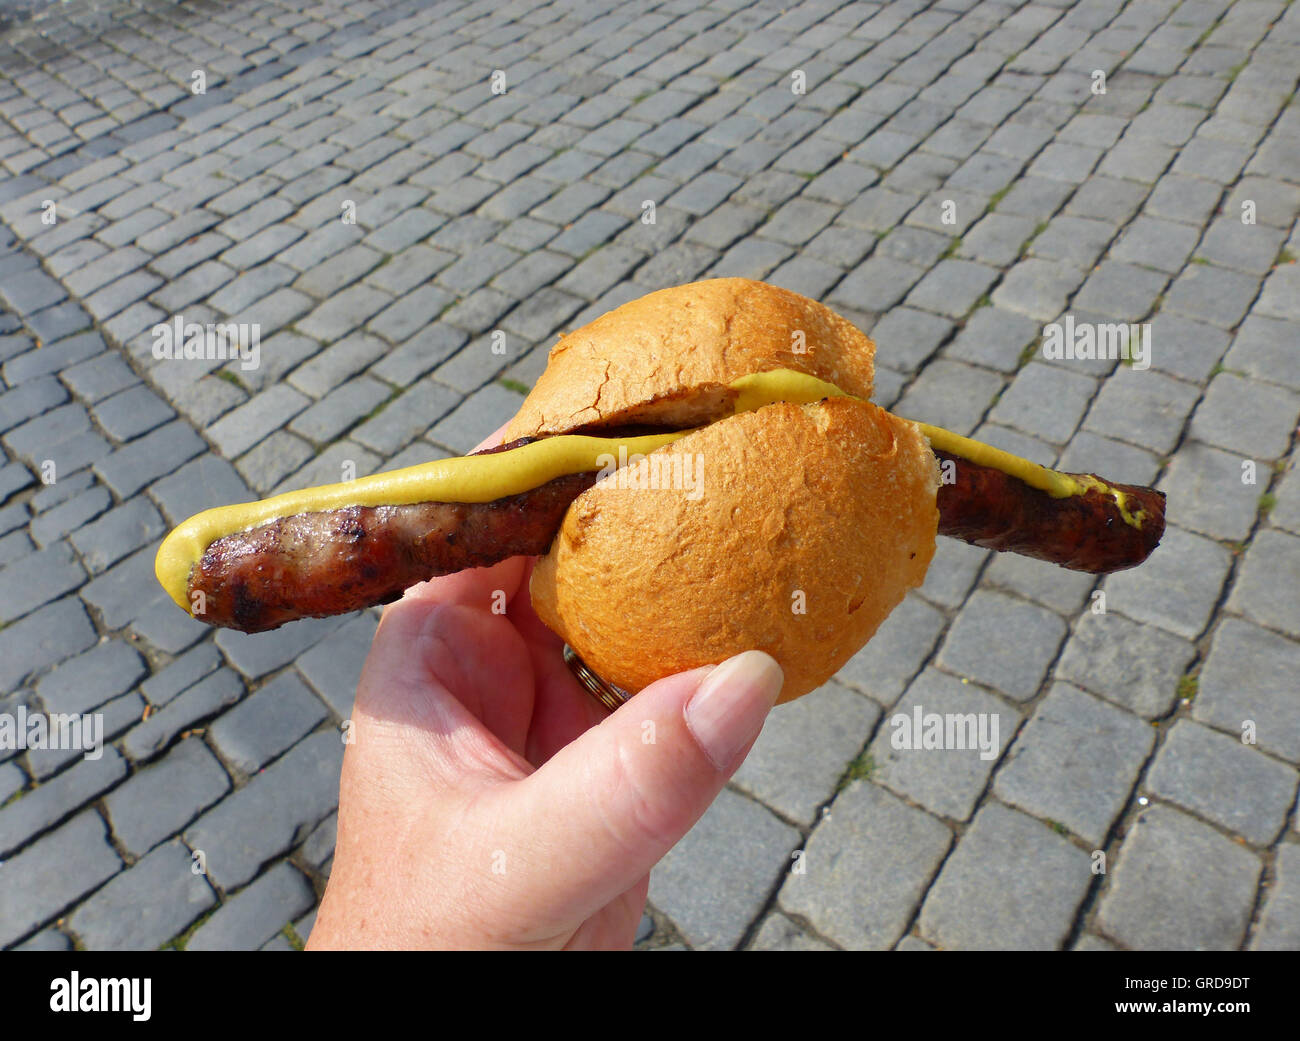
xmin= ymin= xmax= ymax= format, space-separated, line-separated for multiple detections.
xmin=685 ymin=651 xmax=784 ymax=771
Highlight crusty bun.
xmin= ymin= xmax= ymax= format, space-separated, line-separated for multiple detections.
xmin=504 ymin=278 xmax=877 ymax=439
xmin=530 ymin=396 xmax=938 ymax=704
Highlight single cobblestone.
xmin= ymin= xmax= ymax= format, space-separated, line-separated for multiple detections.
xmin=0 ymin=810 xmax=121 ymax=949
xmin=1097 ymin=804 xmax=1260 ymax=950
xmin=779 ymin=781 xmax=951 ymax=950
xmin=919 ymin=802 xmax=1092 ymax=950
xmin=994 ymin=683 xmax=1153 ymax=845
xmin=68 ymin=839 xmax=216 ymax=952
xmin=732 ymin=681 xmax=880 ymax=825
xmin=183 ymin=731 xmax=346 ymax=890
xmin=936 ymin=591 xmax=1066 ymax=702
xmin=186 ymin=861 xmax=315 ymax=952
xmin=1146 ymin=720 xmax=1298 ymax=846
xmin=868 ymin=667 xmax=1021 ymax=821
xmin=1056 ymin=611 xmax=1195 ymax=720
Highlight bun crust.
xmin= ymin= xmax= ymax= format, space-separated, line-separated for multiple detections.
xmin=504 ymin=278 xmax=876 ymax=439
xmin=530 ymin=397 xmax=938 ymax=704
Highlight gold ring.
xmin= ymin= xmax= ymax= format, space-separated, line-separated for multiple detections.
xmin=563 ymin=645 xmax=632 ymax=712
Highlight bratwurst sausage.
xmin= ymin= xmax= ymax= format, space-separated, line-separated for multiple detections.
xmin=189 ymin=444 xmax=1165 ymax=633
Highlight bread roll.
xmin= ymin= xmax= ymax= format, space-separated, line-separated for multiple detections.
xmin=530 ymin=396 xmax=938 ymax=703
xmin=505 ymin=278 xmax=877 ymax=439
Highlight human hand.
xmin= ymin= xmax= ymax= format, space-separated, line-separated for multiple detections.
xmin=307 ymin=426 xmax=784 ymax=950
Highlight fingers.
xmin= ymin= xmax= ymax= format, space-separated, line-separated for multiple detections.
xmin=352 ymin=592 xmax=537 ymax=782
xmin=492 ymin=651 xmax=784 ymax=934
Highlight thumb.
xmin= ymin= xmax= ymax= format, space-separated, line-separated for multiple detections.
xmin=500 ymin=650 xmax=783 ymax=927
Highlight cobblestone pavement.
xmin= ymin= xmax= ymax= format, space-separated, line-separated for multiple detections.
xmin=0 ymin=0 xmax=1298 ymax=952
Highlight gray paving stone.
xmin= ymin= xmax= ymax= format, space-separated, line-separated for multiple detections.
xmin=0 ymin=762 xmax=25 ymax=805
xmin=937 ymin=590 xmax=1066 ymax=702
xmin=28 ymin=300 xmax=92 ymax=344
xmin=187 ymin=861 xmax=315 ymax=952
xmin=0 ymin=266 xmax=67 ymax=315
xmin=892 ymin=359 xmax=1003 ymax=436
xmin=183 ymin=731 xmax=344 ymax=890
xmin=121 ymin=668 xmax=244 ymax=763
xmin=991 ymin=258 xmax=1084 ymax=321
xmin=748 ymin=913 xmax=835 ymax=951
xmin=296 ymin=613 xmax=378 ymax=720
xmin=207 ymin=385 xmax=311 ymax=459
xmin=94 ymin=420 xmax=205 ymax=498
xmin=859 ymin=310 xmax=951 ymax=376
xmin=1111 ymin=216 xmax=1201 ymax=274
xmin=1105 ymin=524 xmax=1232 ymax=641
xmin=918 ymin=536 xmax=988 ymax=611
xmin=1224 ymin=316 xmax=1300 ymax=392
xmin=0 ymin=375 xmax=67 ymax=434
xmin=837 ymin=187 xmax=920 ymax=233
xmin=0 ymin=810 xmax=121 ymax=949
xmin=0 ymin=596 xmax=97 ymax=701
xmin=300 ymin=811 xmax=337 ymax=872
xmin=834 ymin=594 xmax=947 ymax=708
xmin=0 ymin=461 xmax=34 ymax=502
xmin=209 ymin=670 xmax=328 ymax=776
xmin=1073 ymin=261 xmax=1168 ymax=322
xmin=427 ymin=382 xmax=525 ymax=455
xmin=1026 ymin=214 xmax=1115 ymax=270
xmin=779 ymin=781 xmax=950 ymax=950
xmin=1163 ymin=263 xmax=1260 ymax=329
xmin=1139 ymin=174 xmax=1219 ymax=229
xmin=68 ymin=839 xmax=216 ymax=951
xmin=271 ymin=442 xmax=383 ymax=498
xmin=1097 ymin=804 xmax=1260 ymax=950
xmin=944 ymin=307 xmax=1040 ymax=374
xmin=0 ymin=748 xmax=127 ymax=858
xmin=0 ymin=541 xmax=85 ymax=626
xmin=215 ymin=615 xmax=344 ymax=681
xmin=919 ymin=802 xmax=1092 ymax=950
xmin=871 ymin=227 xmax=946 ymax=272
xmin=1190 ymin=373 xmax=1298 ymax=460
xmin=36 ymin=638 xmax=145 ymax=716
xmin=288 ymin=376 xmax=390 ymax=444
xmin=1196 ymin=218 xmax=1285 ymax=276
xmin=12 ymin=927 xmax=73 ymax=952
xmin=1143 ymin=312 xmax=1232 ymax=383
xmin=296 ymin=285 xmax=395 ymax=341
xmin=1056 ymin=606 xmax=1196 ymax=720
xmin=5 ymin=329 xmax=105 ymax=384
xmin=366 ymin=244 xmax=456 ymax=297
xmin=868 ymin=667 xmax=1021 ymax=820
xmin=1251 ymin=844 xmax=1300 ymax=950
xmin=149 ymin=454 xmax=251 ymax=527
xmin=60 ymin=352 xmax=137 ymax=406
xmin=905 ymin=259 xmax=998 ymax=319
xmin=1148 ymin=719 xmax=1297 ymax=846
xmin=733 ymin=680 xmax=880 ymax=825
xmin=981 ymin=550 xmax=1097 ymax=616
xmin=1084 ymin=367 xmax=1201 ymax=455
xmin=1159 ymin=441 xmax=1259 ymax=541
xmin=104 ymin=735 xmax=230 ymax=859
xmin=140 ymin=642 xmax=222 ymax=710
xmin=1228 ymin=529 xmax=1300 ymax=636
xmin=991 ymin=362 xmax=1095 ymax=444
xmin=1274 ymin=464 xmax=1300 ymax=535
xmin=69 ymin=497 xmax=163 ymax=574
xmin=766 ymin=255 xmax=846 ymax=300
xmin=293 ymin=244 xmax=385 ymax=299
xmin=349 ymin=378 xmax=460 ymax=456
xmin=995 ymin=683 xmax=1153 ymax=845
xmin=1224 ymin=176 xmax=1300 ymax=231
xmin=648 ymin=787 xmax=798 ymax=951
